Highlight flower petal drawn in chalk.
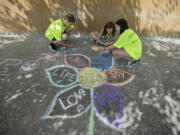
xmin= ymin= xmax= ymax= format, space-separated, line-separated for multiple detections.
xmin=93 ymin=83 xmax=123 ymax=131
xmin=41 ymin=84 xmax=92 ymax=119
xmin=64 ymin=54 xmax=91 ymax=70
xmin=78 ymin=67 xmax=106 ymax=88
xmin=90 ymin=57 xmax=114 ymax=71
xmin=45 ymin=65 xmax=79 ymax=88
xmin=104 ymin=68 xmax=135 ymax=86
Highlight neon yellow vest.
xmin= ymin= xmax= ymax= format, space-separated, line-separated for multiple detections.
xmin=106 ymin=33 xmax=112 ymax=39
xmin=113 ymin=29 xmax=142 ymax=60
xmin=45 ymin=19 xmax=74 ymax=41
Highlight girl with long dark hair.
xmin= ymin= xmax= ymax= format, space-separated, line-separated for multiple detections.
xmin=100 ymin=18 xmax=142 ymax=67
xmin=90 ymin=21 xmax=116 ymax=46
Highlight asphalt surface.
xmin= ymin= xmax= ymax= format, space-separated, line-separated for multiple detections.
xmin=0 ymin=33 xmax=180 ymax=135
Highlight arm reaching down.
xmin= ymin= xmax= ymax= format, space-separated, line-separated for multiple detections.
xmin=54 ymin=40 xmax=75 ymax=47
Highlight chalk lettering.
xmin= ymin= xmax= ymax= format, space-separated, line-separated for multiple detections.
xmin=67 ymin=95 xmax=78 ymax=106
xmin=60 ymin=69 xmax=68 ymax=78
xmin=59 ymin=98 xmax=73 ymax=110
xmin=58 ymin=88 xmax=87 ymax=110
xmin=77 ymin=104 xmax=84 ymax=113
xmin=62 ymin=72 xmax=72 ymax=80
xmin=68 ymin=74 xmax=77 ymax=82
xmin=45 ymin=65 xmax=78 ymax=87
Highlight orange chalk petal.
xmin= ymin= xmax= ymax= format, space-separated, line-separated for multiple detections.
xmin=104 ymin=68 xmax=135 ymax=86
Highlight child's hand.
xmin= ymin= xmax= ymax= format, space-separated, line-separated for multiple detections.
xmin=99 ymin=46 xmax=104 ymax=50
xmin=103 ymin=42 xmax=109 ymax=46
xmin=68 ymin=44 xmax=75 ymax=47
xmin=54 ymin=40 xmax=58 ymax=44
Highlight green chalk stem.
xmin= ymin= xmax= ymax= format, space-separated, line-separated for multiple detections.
xmin=88 ymin=104 xmax=95 ymax=135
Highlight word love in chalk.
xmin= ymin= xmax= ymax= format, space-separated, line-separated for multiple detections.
xmin=104 ymin=68 xmax=135 ymax=86
xmin=45 ymin=65 xmax=78 ymax=87
xmin=59 ymin=88 xmax=86 ymax=111
xmin=93 ymin=83 xmax=123 ymax=129
xmin=41 ymin=85 xmax=92 ymax=119
xmin=91 ymin=57 xmax=114 ymax=71
xmin=64 ymin=54 xmax=91 ymax=70
xmin=19 ymin=61 xmax=39 ymax=73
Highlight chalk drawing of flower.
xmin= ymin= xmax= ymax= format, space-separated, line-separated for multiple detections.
xmin=41 ymin=54 xmax=135 ymax=135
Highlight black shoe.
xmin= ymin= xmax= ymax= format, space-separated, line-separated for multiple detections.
xmin=49 ymin=43 xmax=57 ymax=52
xmin=127 ymin=58 xmax=141 ymax=67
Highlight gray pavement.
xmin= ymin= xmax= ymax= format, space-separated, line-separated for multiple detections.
xmin=0 ymin=33 xmax=180 ymax=135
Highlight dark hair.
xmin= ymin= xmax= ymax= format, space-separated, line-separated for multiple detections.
xmin=64 ymin=14 xmax=75 ymax=23
xmin=102 ymin=21 xmax=115 ymax=36
xmin=115 ymin=18 xmax=129 ymax=34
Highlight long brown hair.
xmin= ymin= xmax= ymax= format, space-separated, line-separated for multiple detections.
xmin=102 ymin=21 xmax=115 ymax=36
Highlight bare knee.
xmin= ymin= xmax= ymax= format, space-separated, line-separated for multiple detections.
xmin=112 ymin=49 xmax=119 ymax=55
xmin=90 ymin=32 xmax=94 ymax=36
xmin=90 ymin=32 xmax=99 ymax=40
xmin=90 ymin=32 xmax=96 ymax=38
xmin=112 ymin=49 xmax=131 ymax=60
xmin=113 ymin=54 xmax=120 ymax=59
xmin=62 ymin=34 xmax=68 ymax=41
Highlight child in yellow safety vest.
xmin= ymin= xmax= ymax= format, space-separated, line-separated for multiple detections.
xmin=45 ymin=14 xmax=76 ymax=52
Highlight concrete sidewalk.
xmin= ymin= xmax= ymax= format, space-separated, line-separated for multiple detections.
xmin=0 ymin=33 xmax=180 ymax=135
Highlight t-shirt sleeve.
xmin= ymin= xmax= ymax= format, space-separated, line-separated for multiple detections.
xmin=113 ymin=33 xmax=128 ymax=49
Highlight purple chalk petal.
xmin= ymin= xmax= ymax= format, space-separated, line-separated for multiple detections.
xmin=93 ymin=83 xmax=123 ymax=129
xmin=114 ymin=122 xmax=120 ymax=127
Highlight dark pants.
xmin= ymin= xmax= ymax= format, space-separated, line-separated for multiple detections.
xmin=49 ymin=37 xmax=56 ymax=46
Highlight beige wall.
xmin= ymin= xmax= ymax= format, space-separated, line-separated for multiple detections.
xmin=0 ymin=0 xmax=180 ymax=37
